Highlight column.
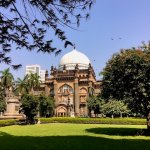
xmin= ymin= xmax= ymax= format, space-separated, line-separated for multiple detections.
xmin=45 ymin=85 xmax=49 ymax=96
xmin=84 ymin=104 xmax=88 ymax=116
xmin=74 ymin=78 xmax=79 ymax=116
xmin=54 ymin=79 xmax=58 ymax=102
xmin=54 ymin=79 xmax=58 ymax=116
xmin=88 ymin=81 xmax=93 ymax=96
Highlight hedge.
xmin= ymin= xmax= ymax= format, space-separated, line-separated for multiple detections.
xmin=0 ymin=118 xmax=147 ymax=126
xmin=39 ymin=117 xmax=146 ymax=125
xmin=0 ymin=119 xmax=19 ymax=127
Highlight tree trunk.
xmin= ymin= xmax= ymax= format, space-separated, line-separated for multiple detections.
xmin=89 ymin=109 xmax=92 ymax=118
xmin=5 ymin=88 xmax=9 ymax=97
xmin=147 ymin=113 xmax=150 ymax=130
xmin=37 ymin=111 xmax=40 ymax=117
xmin=120 ymin=112 xmax=122 ymax=118
xmin=26 ymin=116 xmax=35 ymax=124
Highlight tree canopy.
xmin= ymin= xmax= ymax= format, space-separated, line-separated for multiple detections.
xmin=101 ymin=43 xmax=150 ymax=122
xmin=0 ymin=82 xmax=6 ymax=113
xmin=0 ymin=0 xmax=95 ymax=69
xmin=20 ymin=93 xmax=39 ymax=123
xmin=15 ymin=76 xmax=29 ymax=95
xmin=87 ymin=96 xmax=101 ymax=116
xmin=0 ymin=68 xmax=14 ymax=97
xmin=38 ymin=94 xmax=54 ymax=117
xmin=100 ymin=99 xmax=130 ymax=118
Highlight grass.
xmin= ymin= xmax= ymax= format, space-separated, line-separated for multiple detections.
xmin=0 ymin=123 xmax=150 ymax=150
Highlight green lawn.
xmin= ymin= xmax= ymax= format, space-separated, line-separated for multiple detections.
xmin=0 ymin=123 xmax=150 ymax=150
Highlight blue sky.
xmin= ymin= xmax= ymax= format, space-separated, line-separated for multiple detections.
xmin=1 ymin=0 xmax=150 ymax=79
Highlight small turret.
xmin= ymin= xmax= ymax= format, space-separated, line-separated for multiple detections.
xmin=45 ymin=70 xmax=49 ymax=79
xmin=51 ymin=66 xmax=54 ymax=71
xmin=75 ymin=64 xmax=79 ymax=78
xmin=63 ymin=65 xmax=66 ymax=73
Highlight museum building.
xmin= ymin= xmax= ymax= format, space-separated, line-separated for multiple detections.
xmin=44 ymin=48 xmax=101 ymax=117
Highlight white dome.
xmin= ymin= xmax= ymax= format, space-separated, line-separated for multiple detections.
xmin=59 ymin=49 xmax=90 ymax=70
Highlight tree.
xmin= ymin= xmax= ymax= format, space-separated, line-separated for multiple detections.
xmin=15 ymin=75 xmax=29 ymax=96
xmin=27 ymin=73 xmax=41 ymax=94
xmin=20 ymin=93 xmax=39 ymax=124
xmin=101 ymin=44 xmax=150 ymax=129
xmin=0 ymin=0 xmax=95 ymax=69
xmin=100 ymin=99 xmax=130 ymax=118
xmin=38 ymin=94 xmax=54 ymax=117
xmin=0 ymin=99 xmax=6 ymax=116
xmin=0 ymin=68 xmax=14 ymax=96
xmin=87 ymin=96 xmax=101 ymax=117
xmin=0 ymin=82 xmax=6 ymax=116
xmin=15 ymin=73 xmax=40 ymax=95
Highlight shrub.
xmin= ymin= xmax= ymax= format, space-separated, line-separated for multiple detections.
xmin=39 ymin=117 xmax=146 ymax=125
xmin=0 ymin=119 xmax=18 ymax=127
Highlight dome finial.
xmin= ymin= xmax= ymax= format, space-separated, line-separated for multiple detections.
xmin=73 ymin=43 xmax=76 ymax=49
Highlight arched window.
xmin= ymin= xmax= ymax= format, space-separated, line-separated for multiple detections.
xmin=80 ymin=87 xmax=87 ymax=94
xmin=80 ymin=96 xmax=86 ymax=103
xmin=59 ymin=84 xmax=73 ymax=94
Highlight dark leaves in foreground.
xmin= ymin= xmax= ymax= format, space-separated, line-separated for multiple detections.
xmin=11 ymin=64 xmax=22 ymax=70
xmin=64 ymin=41 xmax=73 ymax=48
xmin=0 ymin=0 xmax=95 ymax=69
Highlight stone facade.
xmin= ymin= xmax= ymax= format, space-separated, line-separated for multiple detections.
xmin=44 ymin=63 xmax=101 ymax=117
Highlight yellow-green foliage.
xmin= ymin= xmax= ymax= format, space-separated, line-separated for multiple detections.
xmin=0 ymin=119 xmax=18 ymax=126
xmin=39 ymin=117 xmax=146 ymax=125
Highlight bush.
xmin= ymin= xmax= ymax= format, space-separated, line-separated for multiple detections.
xmin=0 ymin=118 xmax=146 ymax=126
xmin=0 ymin=119 xmax=19 ymax=127
xmin=39 ymin=117 xmax=146 ymax=125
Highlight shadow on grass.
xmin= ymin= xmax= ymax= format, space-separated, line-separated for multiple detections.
xmin=86 ymin=127 xmax=141 ymax=136
xmin=0 ymin=131 xmax=150 ymax=150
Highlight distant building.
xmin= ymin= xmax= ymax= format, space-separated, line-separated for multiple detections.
xmin=26 ymin=64 xmax=40 ymax=75
xmin=25 ymin=64 xmax=46 ymax=83
xmin=40 ymin=69 xmax=46 ymax=83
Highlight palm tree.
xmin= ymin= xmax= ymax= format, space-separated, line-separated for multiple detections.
xmin=0 ymin=81 xmax=6 ymax=116
xmin=28 ymin=73 xmax=41 ymax=94
xmin=0 ymin=68 xmax=14 ymax=97
xmin=15 ymin=75 xmax=29 ymax=96
xmin=15 ymin=73 xmax=41 ymax=95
